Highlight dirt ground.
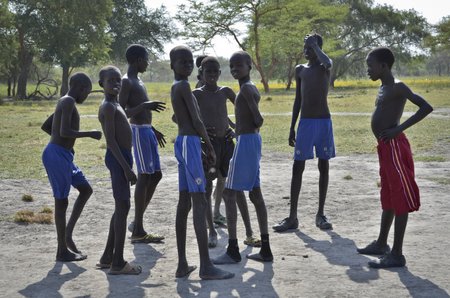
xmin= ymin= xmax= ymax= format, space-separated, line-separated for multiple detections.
xmin=0 ymin=152 xmax=449 ymax=297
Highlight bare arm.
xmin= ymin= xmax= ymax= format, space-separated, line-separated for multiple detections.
xmin=380 ymin=83 xmax=433 ymax=141
xmin=222 ymin=86 xmax=236 ymax=104
xmin=305 ymin=35 xmax=332 ymax=69
xmin=60 ymin=98 xmax=102 ymax=140
xmin=289 ymin=66 xmax=302 ymax=146
xmin=241 ymin=85 xmax=263 ymax=128
xmin=41 ymin=113 xmax=54 ymax=135
xmin=101 ymin=103 xmax=137 ymax=185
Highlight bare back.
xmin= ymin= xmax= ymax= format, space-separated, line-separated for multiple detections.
xmin=120 ymin=74 xmax=153 ymax=125
xmin=371 ymin=82 xmax=406 ymax=138
xmin=297 ymin=64 xmax=331 ymax=118
xmin=235 ymin=82 xmax=262 ymax=135
xmin=50 ymin=96 xmax=79 ymax=149
xmin=98 ymin=100 xmax=132 ymax=150
xmin=193 ymin=86 xmax=232 ymax=138
xmin=171 ymin=80 xmax=203 ymax=135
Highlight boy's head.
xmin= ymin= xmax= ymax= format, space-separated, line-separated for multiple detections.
xmin=98 ymin=66 xmax=122 ymax=96
xmin=304 ymin=33 xmax=323 ymax=48
xmin=366 ymin=47 xmax=395 ymax=81
xmin=196 ymin=54 xmax=208 ymax=81
xmin=69 ymin=72 xmax=92 ymax=103
xmin=303 ymin=33 xmax=323 ymax=61
xmin=229 ymin=51 xmax=252 ymax=80
xmin=125 ymin=44 xmax=149 ymax=72
xmin=200 ymin=56 xmax=221 ymax=86
xmin=169 ymin=46 xmax=194 ymax=77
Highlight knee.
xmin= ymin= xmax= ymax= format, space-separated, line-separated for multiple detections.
xmin=293 ymin=160 xmax=305 ymax=175
xmin=249 ymin=188 xmax=262 ymax=205
xmin=318 ymin=159 xmax=329 ymax=173
xmin=78 ymin=183 xmax=93 ymax=197
xmin=152 ymin=171 xmax=162 ymax=183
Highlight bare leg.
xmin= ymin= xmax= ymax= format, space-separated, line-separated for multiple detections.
xmin=66 ymin=183 xmax=92 ymax=254
xmin=392 ymin=213 xmax=408 ymax=256
xmin=191 ymin=192 xmax=233 ymax=279
xmin=205 ymin=179 xmax=217 ymax=247
xmin=55 ymin=198 xmax=86 ymax=262
xmin=175 ymin=191 xmax=194 ymax=277
xmin=99 ymin=215 xmax=115 ymax=266
xmin=377 ymin=209 xmax=395 ymax=247
xmin=247 ymin=187 xmax=273 ymax=262
xmin=317 ymin=159 xmax=329 ymax=216
xmin=110 ymin=200 xmax=130 ymax=271
xmin=213 ymin=174 xmax=226 ymax=218
xmin=289 ymin=160 xmax=305 ymax=220
xmin=236 ymin=191 xmax=253 ymax=237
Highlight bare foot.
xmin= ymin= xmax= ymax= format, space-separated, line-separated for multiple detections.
xmin=200 ymin=266 xmax=234 ymax=280
xmin=56 ymin=250 xmax=87 ymax=262
xmin=208 ymin=234 xmax=218 ymax=248
xmin=175 ymin=265 xmax=197 ymax=278
xmin=212 ymin=252 xmax=241 ymax=264
xmin=66 ymin=237 xmax=81 ymax=254
xmin=246 ymin=252 xmax=273 ymax=262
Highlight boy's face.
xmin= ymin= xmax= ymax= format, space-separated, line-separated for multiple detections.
xmin=172 ymin=50 xmax=194 ymax=77
xmin=77 ymin=84 xmax=92 ymax=104
xmin=137 ymin=52 xmax=149 ymax=73
xmin=366 ymin=55 xmax=383 ymax=81
xmin=230 ymin=56 xmax=250 ymax=80
xmin=202 ymin=62 xmax=221 ymax=86
xmin=101 ymin=70 xmax=122 ymax=96
xmin=303 ymin=45 xmax=317 ymax=61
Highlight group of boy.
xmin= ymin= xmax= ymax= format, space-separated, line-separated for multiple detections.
xmin=41 ymin=33 xmax=433 ymax=278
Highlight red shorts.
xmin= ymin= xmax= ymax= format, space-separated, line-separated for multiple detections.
xmin=377 ymin=133 xmax=420 ymax=215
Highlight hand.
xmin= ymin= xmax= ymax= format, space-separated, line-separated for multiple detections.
xmin=152 ymin=127 xmax=166 ymax=148
xmin=143 ymin=101 xmax=166 ymax=112
xmin=380 ymin=127 xmax=401 ymax=143
xmin=90 ymin=130 xmax=102 ymax=140
xmin=206 ymin=126 xmax=216 ymax=140
xmin=304 ymin=35 xmax=318 ymax=47
xmin=125 ymin=169 xmax=137 ymax=186
xmin=288 ymin=129 xmax=296 ymax=147
xmin=225 ymin=127 xmax=235 ymax=141
xmin=206 ymin=144 xmax=216 ymax=168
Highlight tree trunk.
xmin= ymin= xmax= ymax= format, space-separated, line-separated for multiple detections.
xmin=60 ymin=65 xmax=70 ymax=96
xmin=7 ymin=78 xmax=11 ymax=97
xmin=16 ymin=29 xmax=33 ymax=99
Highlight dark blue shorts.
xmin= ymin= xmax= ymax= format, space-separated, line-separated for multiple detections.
xmin=105 ymin=148 xmax=133 ymax=201
xmin=294 ymin=118 xmax=336 ymax=160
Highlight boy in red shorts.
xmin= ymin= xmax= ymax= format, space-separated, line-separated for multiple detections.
xmin=357 ymin=47 xmax=433 ymax=268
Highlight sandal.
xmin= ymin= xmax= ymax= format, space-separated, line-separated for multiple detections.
xmin=368 ymin=253 xmax=406 ymax=268
xmin=357 ymin=240 xmax=391 ymax=255
xmin=244 ymin=236 xmax=261 ymax=247
xmin=315 ymin=214 xmax=332 ymax=230
xmin=131 ymin=233 xmax=165 ymax=243
xmin=214 ymin=214 xmax=227 ymax=226
xmin=108 ymin=262 xmax=142 ymax=275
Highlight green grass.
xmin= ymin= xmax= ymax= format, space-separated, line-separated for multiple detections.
xmin=0 ymin=78 xmax=449 ymax=179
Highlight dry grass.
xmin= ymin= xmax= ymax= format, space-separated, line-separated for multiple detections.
xmin=14 ymin=208 xmax=53 ymax=224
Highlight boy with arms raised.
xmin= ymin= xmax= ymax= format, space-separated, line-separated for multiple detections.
xmin=193 ymin=56 xmax=261 ymax=248
xmin=97 ymin=66 xmax=141 ymax=275
xmin=213 ymin=51 xmax=273 ymax=264
xmin=170 ymin=46 xmax=233 ymax=280
xmin=273 ymin=33 xmax=335 ymax=232
xmin=357 ymin=47 xmax=432 ymax=268
xmin=119 ymin=44 xmax=166 ymax=244
xmin=41 ymin=72 xmax=102 ymax=262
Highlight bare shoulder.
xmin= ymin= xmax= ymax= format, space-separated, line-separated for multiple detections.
xmin=393 ymin=81 xmax=413 ymax=97
xmin=295 ymin=64 xmax=305 ymax=74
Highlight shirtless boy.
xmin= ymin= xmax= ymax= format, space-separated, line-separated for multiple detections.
xmin=170 ymin=45 xmax=233 ymax=280
xmin=119 ymin=44 xmax=166 ymax=243
xmin=273 ymin=33 xmax=335 ymax=232
xmin=41 ymin=72 xmax=102 ymax=262
xmin=357 ymin=47 xmax=432 ymax=268
xmin=96 ymin=66 xmax=142 ymax=275
xmin=213 ymin=51 xmax=273 ymax=264
xmin=193 ymin=56 xmax=261 ymax=248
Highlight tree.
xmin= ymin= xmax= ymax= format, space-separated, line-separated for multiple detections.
xmin=0 ymin=0 xmax=19 ymax=97
xmin=176 ymin=0 xmax=284 ymax=93
xmin=32 ymin=0 xmax=112 ymax=95
xmin=108 ymin=0 xmax=175 ymax=61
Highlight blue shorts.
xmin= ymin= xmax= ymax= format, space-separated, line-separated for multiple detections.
xmin=225 ymin=133 xmax=261 ymax=191
xmin=131 ymin=124 xmax=161 ymax=174
xmin=175 ymin=135 xmax=206 ymax=193
xmin=105 ymin=148 xmax=133 ymax=201
xmin=42 ymin=143 xmax=89 ymax=199
xmin=294 ymin=118 xmax=336 ymax=161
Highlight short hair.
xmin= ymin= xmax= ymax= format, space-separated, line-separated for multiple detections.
xmin=125 ymin=44 xmax=148 ymax=64
xmin=201 ymin=56 xmax=220 ymax=68
xmin=368 ymin=47 xmax=395 ymax=69
xmin=69 ymin=72 xmax=91 ymax=89
xmin=196 ymin=55 xmax=208 ymax=68
xmin=304 ymin=33 xmax=323 ymax=48
xmin=230 ymin=51 xmax=252 ymax=67
xmin=169 ymin=45 xmax=192 ymax=63
xmin=99 ymin=65 xmax=121 ymax=83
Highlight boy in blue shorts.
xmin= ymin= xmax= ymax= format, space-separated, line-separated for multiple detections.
xmin=41 ymin=72 xmax=102 ymax=262
xmin=212 ymin=51 xmax=273 ymax=264
xmin=170 ymin=45 xmax=233 ymax=280
xmin=119 ymin=44 xmax=166 ymax=244
xmin=273 ymin=33 xmax=335 ymax=232
xmin=97 ymin=66 xmax=141 ymax=275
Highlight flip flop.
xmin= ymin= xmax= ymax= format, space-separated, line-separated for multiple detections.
xmin=95 ymin=262 xmax=111 ymax=269
xmin=213 ymin=214 xmax=227 ymax=226
xmin=244 ymin=236 xmax=261 ymax=247
xmin=131 ymin=233 xmax=165 ymax=243
xmin=108 ymin=262 xmax=142 ymax=275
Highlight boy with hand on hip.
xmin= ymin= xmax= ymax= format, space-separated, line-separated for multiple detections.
xmin=213 ymin=51 xmax=273 ymax=264
xmin=170 ymin=45 xmax=233 ymax=280
xmin=273 ymin=33 xmax=335 ymax=232
xmin=41 ymin=72 xmax=102 ymax=262
xmin=193 ymin=56 xmax=261 ymax=248
xmin=119 ymin=44 xmax=166 ymax=244
xmin=97 ymin=65 xmax=141 ymax=275
xmin=357 ymin=47 xmax=432 ymax=268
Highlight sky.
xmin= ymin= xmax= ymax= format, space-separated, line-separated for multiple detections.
xmin=145 ymin=0 xmax=450 ymax=58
